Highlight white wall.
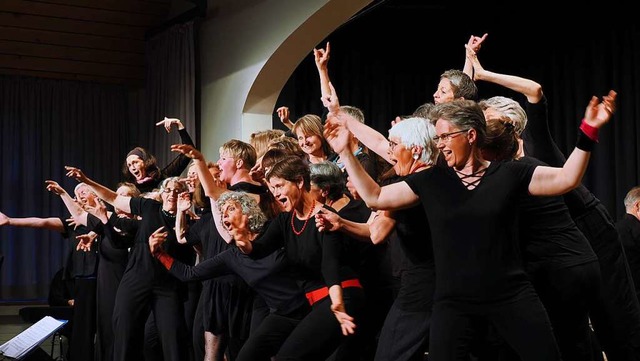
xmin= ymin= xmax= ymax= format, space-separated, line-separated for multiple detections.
xmin=199 ymin=0 xmax=371 ymax=159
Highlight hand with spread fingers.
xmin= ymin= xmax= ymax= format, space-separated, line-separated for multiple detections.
xmin=76 ymin=231 xmax=98 ymax=252
xmin=170 ymin=144 xmax=205 ymax=161
xmin=331 ymin=302 xmax=356 ymax=336
xmin=148 ymin=226 xmax=168 ymax=254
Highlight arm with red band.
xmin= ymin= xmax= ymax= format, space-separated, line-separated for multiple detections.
xmin=155 ymin=251 xmax=174 ymax=270
xmin=579 ymin=119 xmax=599 ymax=142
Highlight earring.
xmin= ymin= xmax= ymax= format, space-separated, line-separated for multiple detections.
xmin=413 ymin=153 xmax=419 ymax=160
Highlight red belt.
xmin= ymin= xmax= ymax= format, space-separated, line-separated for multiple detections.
xmin=305 ymin=279 xmax=362 ymax=306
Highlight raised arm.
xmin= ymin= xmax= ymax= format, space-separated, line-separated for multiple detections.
xmin=175 ymin=192 xmax=191 ymax=244
xmin=314 ymin=42 xmax=332 ymax=101
xmin=64 ymin=166 xmax=131 ymax=214
xmin=462 ymin=33 xmax=487 ymax=79
xmin=170 ymin=144 xmax=232 ymax=243
xmin=45 ymin=180 xmax=88 ymax=226
xmin=529 ymin=91 xmax=616 ymax=196
xmin=469 ymin=49 xmax=542 ymax=103
xmin=324 ymin=116 xmax=419 ymax=210
xmin=156 ymin=117 xmax=196 ymax=178
xmin=0 ymin=211 xmax=65 ymax=232
xmin=276 ymin=106 xmax=294 ymax=130
xmin=322 ymin=82 xmax=393 ymax=164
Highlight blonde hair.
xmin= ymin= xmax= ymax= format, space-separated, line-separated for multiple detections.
xmin=219 ymin=139 xmax=257 ymax=170
xmin=291 ymin=114 xmax=332 ymax=157
xmin=250 ymin=129 xmax=285 ymax=159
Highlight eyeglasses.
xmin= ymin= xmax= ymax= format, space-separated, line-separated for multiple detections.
xmin=433 ymin=129 xmax=469 ymax=143
xmin=162 ymin=188 xmax=181 ymax=194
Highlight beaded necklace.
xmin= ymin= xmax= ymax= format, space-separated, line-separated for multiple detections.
xmin=291 ymin=200 xmax=316 ymax=236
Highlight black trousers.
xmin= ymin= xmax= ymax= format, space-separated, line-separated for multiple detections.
xmin=576 ymin=203 xmax=640 ymax=361
xmin=70 ymin=277 xmax=96 ymax=361
xmin=111 ymin=275 xmax=188 ymax=361
xmin=276 ymin=286 xmax=365 ymax=361
xmin=429 ymin=286 xmax=561 ymax=361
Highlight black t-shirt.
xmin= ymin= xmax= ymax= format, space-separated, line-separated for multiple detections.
xmin=128 ymin=197 xmax=196 ymax=284
xmin=405 ymin=161 xmax=535 ymax=303
xmin=86 ymin=214 xmax=129 ymax=266
xmin=251 ymin=205 xmax=358 ymax=292
xmin=516 ymin=156 xmax=597 ymax=272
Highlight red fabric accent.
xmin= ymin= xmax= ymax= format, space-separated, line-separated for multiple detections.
xmin=305 ymin=279 xmax=362 ymax=306
xmin=579 ymin=119 xmax=599 ymax=142
xmin=155 ymin=251 xmax=174 ymax=269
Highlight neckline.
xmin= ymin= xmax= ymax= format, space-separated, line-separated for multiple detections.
xmin=291 ymin=200 xmax=316 ymax=236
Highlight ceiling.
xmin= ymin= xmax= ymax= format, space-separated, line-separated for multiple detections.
xmin=0 ymin=0 xmax=177 ymax=86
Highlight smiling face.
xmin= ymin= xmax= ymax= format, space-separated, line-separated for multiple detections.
xmin=295 ymin=129 xmax=324 ymax=157
xmin=435 ymin=119 xmax=471 ymax=169
xmin=268 ymin=176 xmax=302 ymax=213
xmin=160 ymin=180 xmax=181 ymax=211
xmin=433 ymin=78 xmax=456 ymax=104
xmin=126 ymin=155 xmax=147 ymax=181
xmin=220 ymin=200 xmax=249 ymax=238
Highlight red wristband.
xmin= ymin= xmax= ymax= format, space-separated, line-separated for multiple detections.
xmin=579 ymin=119 xmax=599 ymax=142
xmin=155 ymin=251 xmax=174 ymax=269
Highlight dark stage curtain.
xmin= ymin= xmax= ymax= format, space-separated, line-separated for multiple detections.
xmin=0 ymin=76 xmax=133 ymax=301
xmin=275 ymin=2 xmax=640 ymax=220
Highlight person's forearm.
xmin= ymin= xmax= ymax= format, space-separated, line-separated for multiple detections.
xmin=58 ymin=192 xmax=84 ymax=218
xmin=342 ymin=113 xmax=393 ymax=164
xmin=340 ymin=149 xmax=383 ymax=208
xmin=175 ymin=210 xmax=188 ymax=244
xmin=194 ymin=158 xmax=227 ymax=201
xmin=475 ymin=70 xmax=543 ymax=103
xmin=336 ymin=217 xmax=372 ymax=243
xmin=8 ymin=217 xmax=65 ymax=232
xmin=329 ymin=285 xmax=344 ymax=308
xmin=83 ymin=177 xmax=117 ymax=205
xmin=318 ymin=67 xmax=331 ymax=100
xmin=530 ymin=149 xmax=590 ymax=196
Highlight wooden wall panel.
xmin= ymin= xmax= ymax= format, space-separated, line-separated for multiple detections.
xmin=0 ymin=0 xmax=172 ymax=85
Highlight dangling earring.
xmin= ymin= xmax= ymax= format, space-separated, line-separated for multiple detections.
xmin=413 ymin=153 xmax=419 ymax=160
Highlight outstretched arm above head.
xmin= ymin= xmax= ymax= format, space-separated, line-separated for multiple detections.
xmin=64 ymin=166 xmax=131 ymax=214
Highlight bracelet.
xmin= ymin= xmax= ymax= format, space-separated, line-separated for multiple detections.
xmin=576 ymin=129 xmax=596 ymax=152
xmin=579 ymin=119 xmax=599 ymax=142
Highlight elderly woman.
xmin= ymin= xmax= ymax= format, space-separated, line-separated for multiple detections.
xmin=327 ymin=92 xmax=616 ymax=361
xmin=149 ymin=191 xmax=309 ymax=361
xmin=317 ymin=115 xmax=440 ymax=361
xmin=236 ymin=155 xmax=364 ymax=361
xmin=65 ymin=168 xmax=194 ymax=361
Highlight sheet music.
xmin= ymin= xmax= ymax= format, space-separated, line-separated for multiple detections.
xmin=0 ymin=316 xmax=67 ymax=359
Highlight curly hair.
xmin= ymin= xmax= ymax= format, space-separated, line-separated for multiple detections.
xmin=217 ymin=191 xmax=267 ymax=234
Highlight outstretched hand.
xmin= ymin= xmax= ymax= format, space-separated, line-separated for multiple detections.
xmin=276 ymin=106 xmax=293 ymax=127
xmin=75 ymin=232 xmax=98 ymax=252
xmin=177 ymin=192 xmax=192 ymax=213
xmin=323 ymin=117 xmax=350 ymax=154
xmin=584 ymin=90 xmax=617 ymax=129
xmin=331 ymin=302 xmax=356 ymax=336
xmin=171 ymin=144 xmax=205 ymax=161
xmin=0 ymin=212 xmax=9 ymax=226
xmin=45 ymin=180 xmax=66 ymax=196
xmin=156 ymin=117 xmax=184 ymax=133
xmin=315 ymin=208 xmax=340 ymax=232
xmin=148 ymin=226 xmax=168 ymax=254
xmin=64 ymin=166 xmax=89 ymax=183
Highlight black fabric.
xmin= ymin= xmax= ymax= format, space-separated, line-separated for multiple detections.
xmin=250 ymin=205 xmax=358 ymax=292
xmin=616 ymin=214 xmax=640 ymax=298
xmin=405 ymin=161 xmax=534 ymax=302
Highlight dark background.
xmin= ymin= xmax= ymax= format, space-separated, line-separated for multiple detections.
xmin=276 ymin=0 xmax=640 ymax=220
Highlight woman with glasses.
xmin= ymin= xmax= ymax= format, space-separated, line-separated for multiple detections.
xmin=326 ymin=90 xmax=616 ymax=361
xmin=65 ymin=168 xmax=193 ymax=361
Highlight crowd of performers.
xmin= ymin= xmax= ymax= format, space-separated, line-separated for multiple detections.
xmin=3 ymin=34 xmax=640 ymax=361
